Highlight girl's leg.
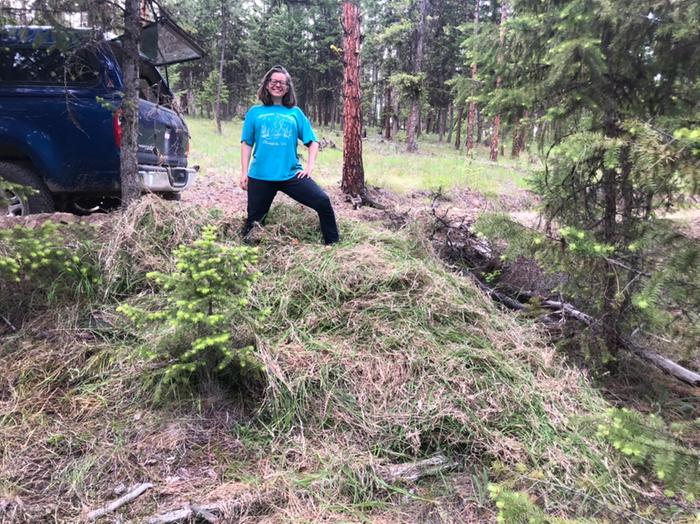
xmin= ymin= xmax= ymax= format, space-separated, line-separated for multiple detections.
xmin=244 ymin=178 xmax=278 ymax=236
xmin=280 ymin=177 xmax=339 ymax=244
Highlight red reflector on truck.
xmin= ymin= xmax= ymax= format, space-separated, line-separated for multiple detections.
xmin=113 ymin=110 xmax=122 ymax=148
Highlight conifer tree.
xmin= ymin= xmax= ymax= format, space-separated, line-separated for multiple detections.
xmin=485 ymin=0 xmax=700 ymax=361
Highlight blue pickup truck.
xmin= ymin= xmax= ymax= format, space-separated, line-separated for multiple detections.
xmin=0 ymin=25 xmax=199 ymax=215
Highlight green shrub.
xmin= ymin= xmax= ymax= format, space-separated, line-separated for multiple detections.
xmin=597 ymin=408 xmax=700 ymax=501
xmin=0 ymin=222 xmax=100 ymax=315
xmin=117 ymin=225 xmax=264 ymax=384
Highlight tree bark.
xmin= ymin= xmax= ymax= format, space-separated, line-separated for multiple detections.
xmin=439 ymin=106 xmax=447 ymax=141
xmin=384 ymin=82 xmax=392 ymax=140
xmin=406 ymin=0 xmax=429 ymax=153
xmin=465 ymin=0 xmax=481 ymax=157
xmin=214 ymin=0 xmax=227 ymax=135
xmin=489 ymin=1 xmax=508 ymax=162
xmin=341 ymin=1 xmax=365 ymax=197
xmin=454 ymin=105 xmax=464 ymax=149
xmin=446 ymin=103 xmax=454 ymax=144
xmin=120 ymin=0 xmax=141 ymax=208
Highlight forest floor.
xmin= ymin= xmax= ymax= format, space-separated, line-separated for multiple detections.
xmin=1 ymin=119 xmax=699 ymax=523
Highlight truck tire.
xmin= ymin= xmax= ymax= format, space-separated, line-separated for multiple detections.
xmin=0 ymin=161 xmax=55 ymax=216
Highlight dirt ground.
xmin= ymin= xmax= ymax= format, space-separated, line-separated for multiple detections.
xmin=179 ymin=169 xmax=538 ymax=229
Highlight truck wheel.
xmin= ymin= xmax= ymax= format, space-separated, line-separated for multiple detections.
xmin=0 ymin=161 xmax=55 ymax=216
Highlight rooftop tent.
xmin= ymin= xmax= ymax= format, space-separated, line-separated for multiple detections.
xmin=138 ymin=18 xmax=203 ymax=66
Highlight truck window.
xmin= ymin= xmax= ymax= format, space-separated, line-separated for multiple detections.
xmin=0 ymin=47 xmax=100 ymax=86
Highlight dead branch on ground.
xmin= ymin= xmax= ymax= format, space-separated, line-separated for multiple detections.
xmin=85 ymin=482 xmax=153 ymax=521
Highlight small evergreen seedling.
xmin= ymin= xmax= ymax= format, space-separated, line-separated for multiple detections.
xmin=118 ymin=225 xmax=263 ymax=383
xmin=597 ymin=408 xmax=700 ymax=501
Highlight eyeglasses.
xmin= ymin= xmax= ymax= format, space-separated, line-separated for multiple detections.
xmin=268 ymin=80 xmax=288 ymax=88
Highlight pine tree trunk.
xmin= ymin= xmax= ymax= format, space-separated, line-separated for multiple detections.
xmin=341 ymin=0 xmax=365 ymax=197
xmin=187 ymin=71 xmax=195 ymax=116
xmin=489 ymin=1 xmax=508 ymax=162
xmin=392 ymin=95 xmax=400 ymax=137
xmin=439 ymin=106 xmax=447 ymax=141
xmin=406 ymin=0 xmax=429 ymax=152
xmin=446 ymin=103 xmax=454 ymax=144
xmin=214 ymin=0 xmax=227 ymax=135
xmin=454 ymin=105 xmax=464 ymax=149
xmin=120 ymin=0 xmax=141 ymax=208
xmin=465 ymin=0 xmax=481 ymax=157
xmin=511 ymin=118 xmax=522 ymax=158
xmin=476 ymin=107 xmax=483 ymax=144
xmin=384 ymin=82 xmax=392 ymax=140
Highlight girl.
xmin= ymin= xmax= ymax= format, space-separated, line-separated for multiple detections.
xmin=240 ymin=65 xmax=339 ymax=245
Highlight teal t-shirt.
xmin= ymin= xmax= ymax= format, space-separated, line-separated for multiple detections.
xmin=241 ymin=105 xmax=318 ymax=181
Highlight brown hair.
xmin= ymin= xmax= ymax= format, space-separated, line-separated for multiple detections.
xmin=256 ymin=65 xmax=297 ymax=108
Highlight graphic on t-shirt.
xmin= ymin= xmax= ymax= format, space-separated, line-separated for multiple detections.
xmin=258 ymin=112 xmax=295 ymax=147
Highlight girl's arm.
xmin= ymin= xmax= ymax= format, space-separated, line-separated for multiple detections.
xmin=297 ymin=141 xmax=319 ymax=178
xmin=240 ymin=142 xmax=253 ymax=190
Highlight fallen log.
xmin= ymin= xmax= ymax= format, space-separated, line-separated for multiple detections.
xmin=377 ymin=454 xmax=456 ymax=483
xmin=482 ymin=279 xmax=700 ymax=387
xmin=624 ymin=340 xmax=700 ymax=387
xmin=435 ymin=214 xmax=699 ymax=388
xmin=146 ymin=503 xmax=222 ymax=524
xmin=85 ymin=482 xmax=153 ymax=521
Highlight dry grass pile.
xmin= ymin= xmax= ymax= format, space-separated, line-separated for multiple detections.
xmin=0 ymin=201 xmax=686 ymax=522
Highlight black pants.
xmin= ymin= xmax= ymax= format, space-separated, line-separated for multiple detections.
xmin=244 ymin=176 xmax=340 ymax=244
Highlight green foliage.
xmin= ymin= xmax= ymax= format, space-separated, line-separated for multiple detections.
xmin=0 ymin=177 xmax=36 ymax=208
xmin=597 ymin=408 xmax=700 ymax=501
xmin=117 ymin=225 xmax=263 ymax=383
xmin=473 ymin=0 xmax=700 ymax=362
xmin=489 ymin=484 xmax=585 ymax=524
xmin=196 ymin=70 xmax=229 ymax=115
xmin=0 ymin=223 xmax=100 ymax=310
xmin=476 ymin=211 xmax=700 ymax=361
xmin=390 ymin=72 xmax=426 ymax=98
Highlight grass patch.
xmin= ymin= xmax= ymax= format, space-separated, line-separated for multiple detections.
xmin=1 ymin=200 xmax=692 ymax=522
xmin=186 ymin=117 xmax=534 ymax=197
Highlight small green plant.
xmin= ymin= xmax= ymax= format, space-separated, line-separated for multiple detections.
xmin=0 ymin=177 xmax=37 ymax=207
xmin=489 ymin=484 xmax=583 ymax=523
xmin=597 ymin=408 xmax=700 ymax=501
xmin=0 ymin=222 xmax=100 ymax=305
xmin=117 ymin=225 xmax=263 ymax=382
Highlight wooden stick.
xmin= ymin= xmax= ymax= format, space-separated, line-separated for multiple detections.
xmin=86 ymin=482 xmax=153 ymax=521
xmin=378 ymin=454 xmax=456 ymax=483
xmin=146 ymin=503 xmax=223 ymax=524
xmin=622 ymin=340 xmax=700 ymax=387
xmin=0 ymin=314 xmax=16 ymax=332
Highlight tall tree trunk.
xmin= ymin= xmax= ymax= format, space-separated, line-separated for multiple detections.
xmin=341 ymin=1 xmax=365 ymax=197
xmin=384 ymin=82 xmax=392 ymax=140
xmin=511 ymin=112 xmax=528 ymax=158
xmin=120 ymin=0 xmax=141 ymax=208
xmin=476 ymin=107 xmax=483 ymax=144
xmin=454 ymin=105 xmax=464 ymax=149
xmin=489 ymin=1 xmax=508 ymax=162
xmin=465 ymin=0 xmax=481 ymax=157
xmin=446 ymin=103 xmax=454 ymax=144
xmin=438 ymin=106 xmax=447 ymax=142
xmin=393 ymin=100 xmax=400 ymax=136
xmin=214 ymin=0 xmax=227 ymax=135
xmin=406 ymin=0 xmax=429 ymax=152
xmin=511 ymin=119 xmax=520 ymax=158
